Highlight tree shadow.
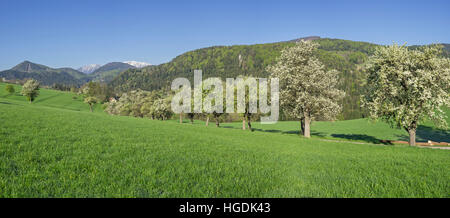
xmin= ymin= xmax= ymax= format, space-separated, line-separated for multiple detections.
xmin=281 ymin=130 xmax=327 ymax=138
xmin=283 ymin=130 xmax=299 ymax=135
xmin=396 ymin=125 xmax=450 ymax=143
xmin=219 ymin=122 xmax=449 ymax=144
xmin=331 ymin=134 xmax=393 ymax=145
xmin=252 ymin=128 xmax=282 ymax=133
xmin=311 ymin=131 xmax=328 ymax=138
xmin=0 ymin=101 xmax=12 ymax=105
xmin=33 ymin=93 xmax=63 ymax=103
xmin=221 ymin=126 xmax=235 ymax=129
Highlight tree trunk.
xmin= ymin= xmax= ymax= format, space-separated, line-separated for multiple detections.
xmin=206 ymin=116 xmax=209 ymax=126
xmin=188 ymin=114 xmax=194 ymax=124
xmin=408 ymin=128 xmax=416 ymax=146
xmin=300 ymin=118 xmax=305 ymax=136
xmin=215 ymin=118 xmax=220 ymax=127
xmin=179 ymin=113 xmax=183 ymax=123
xmin=303 ymin=112 xmax=311 ymax=138
xmin=89 ymin=104 xmax=93 ymax=112
xmin=247 ymin=115 xmax=252 ymax=131
xmin=242 ymin=118 xmax=246 ymax=130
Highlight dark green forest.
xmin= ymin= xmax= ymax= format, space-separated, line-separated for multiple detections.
xmin=109 ymin=38 xmax=402 ymax=120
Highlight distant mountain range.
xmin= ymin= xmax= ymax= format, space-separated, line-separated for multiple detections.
xmin=0 ymin=60 xmax=149 ymax=85
xmin=0 ymin=61 xmax=89 ymax=86
xmin=77 ymin=64 xmax=101 ymax=74
xmin=124 ymin=61 xmax=151 ymax=68
xmin=78 ymin=61 xmax=150 ymax=74
xmin=89 ymin=62 xmax=136 ymax=83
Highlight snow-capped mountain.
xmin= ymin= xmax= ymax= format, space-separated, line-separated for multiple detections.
xmin=123 ymin=61 xmax=151 ymax=68
xmin=78 ymin=64 xmax=101 ymax=74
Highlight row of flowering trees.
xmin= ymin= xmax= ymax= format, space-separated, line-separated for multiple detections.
xmin=105 ymin=89 xmax=172 ymax=120
xmin=100 ymin=40 xmax=449 ymax=146
xmin=271 ymin=40 xmax=449 ymax=146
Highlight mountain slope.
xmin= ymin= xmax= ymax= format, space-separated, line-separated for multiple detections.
xmin=109 ymin=37 xmax=377 ymax=119
xmin=124 ymin=61 xmax=151 ymax=68
xmin=109 ymin=38 xmax=449 ymax=120
xmin=0 ymin=61 xmax=88 ymax=86
xmin=89 ymin=62 xmax=135 ymax=83
xmin=0 ymin=61 xmax=138 ymax=86
xmin=78 ymin=64 xmax=101 ymax=74
xmin=11 ymin=61 xmax=51 ymax=72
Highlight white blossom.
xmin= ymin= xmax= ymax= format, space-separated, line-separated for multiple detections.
xmin=362 ymin=44 xmax=450 ymax=146
xmin=268 ymin=40 xmax=345 ymax=137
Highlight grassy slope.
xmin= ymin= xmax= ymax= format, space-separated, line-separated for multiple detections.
xmin=219 ymin=114 xmax=450 ymax=144
xmin=0 ymin=83 xmax=448 ymax=197
xmin=0 ymin=83 xmax=103 ymax=112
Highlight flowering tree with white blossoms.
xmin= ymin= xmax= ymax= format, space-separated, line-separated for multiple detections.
xmin=362 ymin=44 xmax=450 ymax=146
xmin=269 ymin=40 xmax=345 ymax=137
xmin=21 ymin=79 xmax=40 ymax=103
xmin=150 ymin=98 xmax=172 ymax=120
xmin=81 ymin=85 xmax=99 ymax=112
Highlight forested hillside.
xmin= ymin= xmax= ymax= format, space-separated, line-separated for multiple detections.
xmin=108 ymin=38 xmax=376 ymax=119
xmin=89 ymin=62 xmax=135 ymax=83
xmin=109 ymin=38 xmax=449 ymax=120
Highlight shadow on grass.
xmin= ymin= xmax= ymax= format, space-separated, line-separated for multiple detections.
xmin=282 ymin=130 xmax=327 ymax=138
xmin=221 ymin=126 xmax=235 ymax=129
xmin=33 ymin=93 xmax=63 ymax=103
xmin=283 ymin=130 xmax=299 ymax=135
xmin=0 ymin=101 xmax=12 ymax=105
xmin=252 ymin=128 xmax=282 ymax=133
xmin=219 ymin=122 xmax=449 ymax=144
xmin=252 ymin=128 xmax=329 ymax=138
xmin=331 ymin=134 xmax=393 ymax=145
xmin=396 ymin=125 xmax=450 ymax=143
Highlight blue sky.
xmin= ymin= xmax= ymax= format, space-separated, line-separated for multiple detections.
xmin=0 ymin=0 xmax=449 ymax=70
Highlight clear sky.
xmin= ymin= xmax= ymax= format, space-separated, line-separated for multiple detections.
xmin=0 ymin=0 xmax=449 ymax=70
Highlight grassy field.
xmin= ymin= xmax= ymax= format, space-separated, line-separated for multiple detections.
xmin=219 ymin=116 xmax=450 ymax=144
xmin=0 ymin=83 xmax=103 ymax=112
xmin=0 ymin=82 xmax=449 ymax=197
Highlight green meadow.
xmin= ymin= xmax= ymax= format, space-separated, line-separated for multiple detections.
xmin=219 ymin=116 xmax=450 ymax=145
xmin=0 ymin=82 xmax=448 ymax=197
